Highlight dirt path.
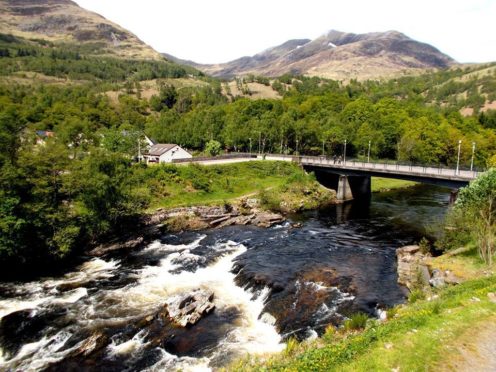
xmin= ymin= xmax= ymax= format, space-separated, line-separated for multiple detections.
xmin=444 ymin=319 xmax=496 ymax=371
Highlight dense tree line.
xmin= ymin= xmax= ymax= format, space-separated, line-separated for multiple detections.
xmin=146 ymin=79 xmax=496 ymax=167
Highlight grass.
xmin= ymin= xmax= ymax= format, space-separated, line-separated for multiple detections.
xmin=344 ymin=313 xmax=369 ymax=331
xmin=426 ymin=245 xmax=490 ymax=281
xmin=226 ymin=274 xmax=496 ymax=371
xmin=371 ymin=177 xmax=417 ymax=192
xmin=258 ymin=172 xmax=335 ymax=213
xmin=142 ymin=161 xmax=315 ymax=211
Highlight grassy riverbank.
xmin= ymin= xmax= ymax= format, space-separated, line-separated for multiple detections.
xmin=143 ymin=161 xmax=335 ymax=211
xmin=371 ymin=177 xmax=417 ymax=192
xmin=227 ymin=248 xmax=496 ymax=371
xmin=144 ymin=164 xmax=415 ymax=212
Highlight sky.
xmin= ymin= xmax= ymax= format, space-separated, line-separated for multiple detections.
xmin=74 ymin=0 xmax=496 ymax=64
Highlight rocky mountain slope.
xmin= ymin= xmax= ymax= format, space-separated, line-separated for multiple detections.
xmin=0 ymin=0 xmax=161 ymax=59
xmin=170 ymin=30 xmax=456 ymax=80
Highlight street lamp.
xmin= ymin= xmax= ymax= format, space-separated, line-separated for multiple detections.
xmin=367 ymin=140 xmax=371 ymax=163
xmin=456 ymin=139 xmax=462 ymax=175
xmin=470 ymin=142 xmax=475 ymax=172
xmin=343 ymin=139 xmax=347 ymax=165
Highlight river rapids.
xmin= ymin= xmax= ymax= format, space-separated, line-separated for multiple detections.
xmin=0 ymin=185 xmax=450 ymax=371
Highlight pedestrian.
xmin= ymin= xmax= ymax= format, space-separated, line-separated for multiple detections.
xmin=338 ymin=155 xmax=342 ymax=164
xmin=333 ymin=155 xmax=337 ymax=164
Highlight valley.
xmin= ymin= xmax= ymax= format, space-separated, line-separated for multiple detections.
xmin=0 ymin=0 xmax=495 ymax=371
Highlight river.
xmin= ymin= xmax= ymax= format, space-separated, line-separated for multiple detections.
xmin=0 ymin=184 xmax=451 ymax=371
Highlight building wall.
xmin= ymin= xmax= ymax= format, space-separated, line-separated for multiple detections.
xmin=158 ymin=146 xmax=192 ymax=163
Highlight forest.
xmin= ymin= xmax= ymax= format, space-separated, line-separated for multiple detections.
xmin=1 ymin=33 xmax=496 ymax=273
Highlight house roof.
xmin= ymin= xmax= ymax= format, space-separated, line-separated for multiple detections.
xmin=147 ymin=144 xmax=178 ymax=156
xmin=36 ymin=130 xmax=55 ymax=138
xmin=145 ymin=135 xmax=156 ymax=145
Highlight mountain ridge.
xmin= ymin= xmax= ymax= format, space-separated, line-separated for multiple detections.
xmin=0 ymin=0 xmax=161 ymax=60
xmin=167 ymin=30 xmax=456 ymax=80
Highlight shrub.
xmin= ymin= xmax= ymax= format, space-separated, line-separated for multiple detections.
xmin=418 ymin=237 xmax=431 ymax=255
xmin=323 ymin=324 xmax=336 ymax=342
xmin=431 ymin=301 xmax=441 ymax=315
xmin=452 ymin=168 xmax=496 ymax=265
xmin=204 ymin=139 xmax=222 ymax=156
xmin=344 ymin=312 xmax=369 ymax=331
xmin=387 ymin=306 xmax=399 ymax=319
xmin=284 ymin=337 xmax=299 ymax=356
xmin=408 ymin=289 xmax=426 ymax=303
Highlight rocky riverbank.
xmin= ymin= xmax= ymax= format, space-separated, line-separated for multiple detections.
xmin=89 ymin=198 xmax=287 ymax=257
xmin=396 ymin=245 xmax=463 ymax=291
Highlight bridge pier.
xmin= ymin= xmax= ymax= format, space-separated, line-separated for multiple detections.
xmin=337 ymin=175 xmax=354 ymax=201
xmin=313 ymin=170 xmax=371 ymax=202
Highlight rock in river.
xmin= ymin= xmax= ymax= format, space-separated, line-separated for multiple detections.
xmin=396 ymin=245 xmax=430 ymax=290
xmin=166 ymin=289 xmax=215 ymax=327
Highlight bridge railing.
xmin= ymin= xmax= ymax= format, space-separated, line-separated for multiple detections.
xmin=283 ymin=154 xmax=480 ymax=180
xmin=174 ymin=152 xmax=481 ymax=180
xmin=172 ymin=153 xmax=256 ymax=163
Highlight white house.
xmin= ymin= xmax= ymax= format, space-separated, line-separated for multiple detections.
xmin=144 ymin=144 xmax=192 ymax=163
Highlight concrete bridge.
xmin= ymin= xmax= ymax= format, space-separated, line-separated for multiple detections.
xmin=263 ymin=154 xmax=478 ymax=201
xmin=173 ymin=153 xmax=480 ymax=201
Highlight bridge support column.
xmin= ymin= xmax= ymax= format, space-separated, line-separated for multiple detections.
xmin=337 ymin=175 xmax=354 ymax=201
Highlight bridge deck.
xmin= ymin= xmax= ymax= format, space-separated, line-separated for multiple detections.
xmin=173 ymin=153 xmax=479 ymax=183
xmin=261 ymin=154 xmax=478 ymax=182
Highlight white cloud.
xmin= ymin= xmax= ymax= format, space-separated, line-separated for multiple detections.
xmin=75 ymin=0 xmax=496 ymax=64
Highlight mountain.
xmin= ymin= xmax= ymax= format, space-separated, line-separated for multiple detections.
xmin=171 ymin=30 xmax=456 ymax=80
xmin=0 ymin=0 xmax=161 ymax=59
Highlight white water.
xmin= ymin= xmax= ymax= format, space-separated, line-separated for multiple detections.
xmin=0 ymin=237 xmax=284 ymax=371
xmin=131 ymin=239 xmax=284 ymax=370
xmin=0 ymin=258 xmax=119 ymax=319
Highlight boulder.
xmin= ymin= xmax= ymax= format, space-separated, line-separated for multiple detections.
xmin=429 ymin=269 xmax=446 ymax=288
xmin=88 ymin=236 xmax=145 ymax=257
xmin=69 ymin=332 xmax=108 ymax=357
xmin=488 ymin=293 xmax=496 ymax=303
xmin=444 ymin=270 xmax=462 ymax=285
xmin=251 ymin=211 xmax=285 ymax=228
xmin=245 ymin=198 xmax=260 ymax=208
xmin=429 ymin=269 xmax=461 ymax=288
xmin=166 ymin=289 xmax=215 ymax=327
xmin=396 ymin=245 xmax=430 ymax=290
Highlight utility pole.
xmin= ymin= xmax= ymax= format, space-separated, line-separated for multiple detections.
xmin=456 ymin=139 xmax=462 ymax=175
xmin=258 ymin=132 xmax=261 ymax=154
xmin=296 ymin=138 xmax=299 ymax=155
xmin=344 ymin=139 xmax=347 ymax=165
xmin=470 ymin=142 xmax=475 ymax=171
xmin=322 ymin=140 xmax=325 ymax=156
xmin=249 ymin=137 xmax=252 ymax=154
xmin=367 ymin=140 xmax=371 ymax=163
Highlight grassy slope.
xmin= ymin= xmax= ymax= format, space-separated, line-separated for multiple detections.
xmin=371 ymin=177 xmax=417 ymax=192
xmin=146 ymin=161 xmax=317 ymax=210
xmin=148 ymin=169 xmax=415 ymax=211
xmin=229 ymin=273 xmax=496 ymax=371
xmin=427 ymin=246 xmax=489 ymax=281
